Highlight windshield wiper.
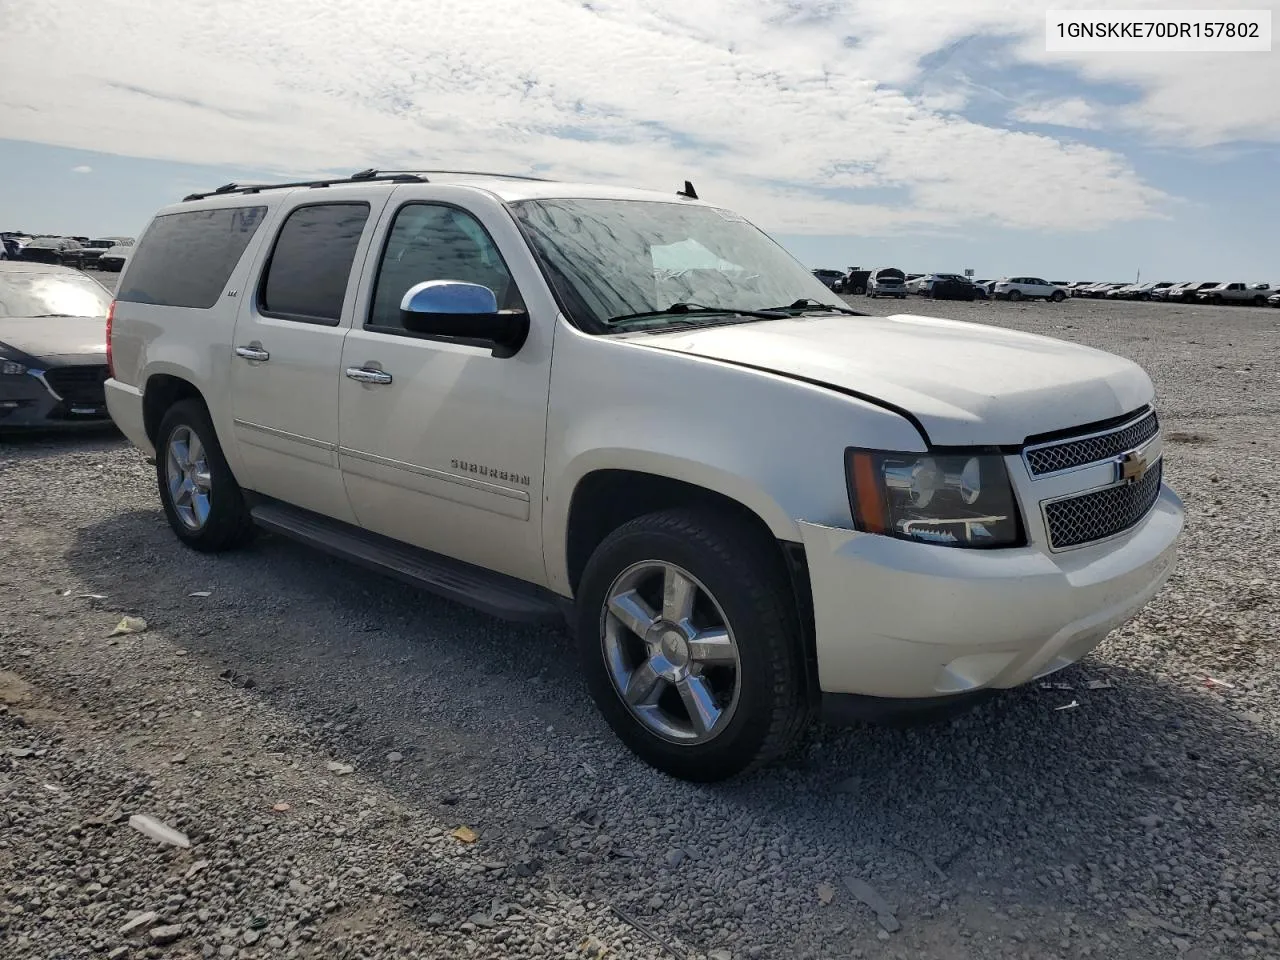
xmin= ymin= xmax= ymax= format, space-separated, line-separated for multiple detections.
xmin=604 ymin=302 xmax=788 ymax=327
xmin=756 ymin=298 xmax=867 ymax=316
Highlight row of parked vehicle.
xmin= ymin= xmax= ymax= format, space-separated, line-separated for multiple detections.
xmin=813 ymin=269 xmax=1070 ymax=302
xmin=1066 ymin=279 xmax=1278 ymax=306
xmin=813 ymin=268 xmax=1280 ymax=308
xmin=0 ymin=232 xmax=135 ymax=272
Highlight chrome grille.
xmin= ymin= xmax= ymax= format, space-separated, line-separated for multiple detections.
xmin=1025 ymin=410 xmax=1159 ymax=476
xmin=1043 ymin=460 xmax=1163 ymax=549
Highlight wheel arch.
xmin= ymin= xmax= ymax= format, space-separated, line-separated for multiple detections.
xmin=562 ymin=467 xmax=801 ymax=595
xmin=143 ymin=373 xmax=206 ymax=447
xmin=563 ymin=466 xmax=821 ymax=713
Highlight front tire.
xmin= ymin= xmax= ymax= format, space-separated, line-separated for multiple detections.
xmin=576 ymin=509 xmax=808 ymax=782
xmin=1051 ymin=290 xmax=1066 ymax=302
xmin=156 ymin=400 xmax=255 ymax=552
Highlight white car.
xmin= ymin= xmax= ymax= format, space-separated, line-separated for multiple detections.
xmin=866 ymin=267 xmax=907 ymax=298
xmin=104 ymin=170 xmax=1184 ymax=781
xmin=994 ymin=277 xmax=1069 ymax=302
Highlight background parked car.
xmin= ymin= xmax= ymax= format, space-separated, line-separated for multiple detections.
xmin=993 ymin=277 xmax=1068 ymax=302
xmin=1093 ymin=282 xmax=1131 ymax=298
xmin=0 ymin=262 xmax=113 ymax=429
xmin=76 ymin=236 xmax=134 ymax=270
xmin=834 ymin=269 xmax=870 ymax=295
xmin=1197 ymin=282 xmax=1271 ymax=306
xmin=1152 ymin=281 xmax=1192 ymax=301
xmin=19 ymin=236 xmax=83 ymax=266
xmin=1134 ymin=281 xmax=1176 ymax=300
xmin=811 ymin=268 xmax=844 ymax=290
xmin=1066 ymin=281 xmax=1093 ymax=296
xmin=1268 ymin=291 xmax=1280 ymax=308
xmin=0 ymin=233 xmax=30 ymax=261
xmin=866 ymin=267 xmax=907 ymax=298
xmin=911 ymin=272 xmax=968 ymax=296
xmin=95 ymin=243 xmax=133 ymax=273
xmin=930 ymin=277 xmax=979 ymax=301
xmin=1169 ymin=281 xmax=1220 ymax=302
xmin=1104 ymin=283 xmax=1141 ymax=299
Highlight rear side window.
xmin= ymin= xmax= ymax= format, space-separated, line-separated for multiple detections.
xmin=259 ymin=203 xmax=370 ymax=325
xmin=117 ymin=207 xmax=266 ymax=308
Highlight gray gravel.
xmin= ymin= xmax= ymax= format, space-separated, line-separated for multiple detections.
xmin=1 ymin=292 xmax=1278 ymax=959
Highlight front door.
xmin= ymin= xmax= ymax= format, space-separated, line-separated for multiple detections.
xmin=229 ymin=193 xmax=389 ymax=523
xmin=337 ymin=193 xmax=553 ymax=585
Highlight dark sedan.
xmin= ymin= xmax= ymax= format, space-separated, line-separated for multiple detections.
xmin=0 ymin=263 xmax=113 ymax=429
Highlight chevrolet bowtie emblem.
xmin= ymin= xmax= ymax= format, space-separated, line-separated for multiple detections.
xmin=1118 ymin=451 xmax=1149 ymax=483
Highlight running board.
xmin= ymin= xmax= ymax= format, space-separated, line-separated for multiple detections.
xmin=249 ymin=499 xmax=567 ymax=625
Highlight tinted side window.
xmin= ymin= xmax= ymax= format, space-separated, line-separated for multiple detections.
xmin=260 ymin=203 xmax=370 ymax=324
xmin=117 ymin=206 xmax=266 ymax=308
xmin=368 ymin=203 xmax=524 ymax=332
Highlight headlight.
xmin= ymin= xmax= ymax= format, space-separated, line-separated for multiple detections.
xmin=845 ymin=449 xmax=1024 ymax=548
xmin=1 ymin=360 xmax=28 ymax=376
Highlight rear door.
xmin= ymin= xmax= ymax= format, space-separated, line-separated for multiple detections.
xmin=229 ymin=190 xmax=391 ymax=523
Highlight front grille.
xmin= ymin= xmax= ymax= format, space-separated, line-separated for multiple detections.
xmin=1043 ymin=460 xmax=1163 ymax=549
xmin=43 ymin=365 xmax=108 ymax=406
xmin=1025 ymin=410 xmax=1159 ymax=476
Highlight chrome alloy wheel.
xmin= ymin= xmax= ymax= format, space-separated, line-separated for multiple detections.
xmin=165 ymin=425 xmax=213 ymax=531
xmin=601 ymin=561 xmax=742 ymax=744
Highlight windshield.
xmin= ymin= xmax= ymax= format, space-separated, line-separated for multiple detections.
xmin=0 ymin=273 xmax=112 ymax=318
xmin=509 ymin=198 xmax=842 ymax=330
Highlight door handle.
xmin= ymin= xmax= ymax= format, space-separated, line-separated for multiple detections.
xmin=234 ymin=345 xmax=270 ymax=362
xmin=345 ymin=366 xmax=393 ymax=385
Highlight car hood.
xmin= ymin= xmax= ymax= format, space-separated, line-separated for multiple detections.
xmin=0 ymin=316 xmax=107 ymax=364
xmin=635 ymin=313 xmax=1153 ymax=446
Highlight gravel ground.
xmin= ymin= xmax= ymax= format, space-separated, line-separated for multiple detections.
xmin=1 ymin=291 xmax=1278 ymax=960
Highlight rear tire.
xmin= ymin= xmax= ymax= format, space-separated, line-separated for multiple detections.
xmin=575 ymin=508 xmax=808 ymax=782
xmin=1007 ymin=289 xmax=1023 ymax=302
xmin=156 ymin=399 xmax=255 ymax=553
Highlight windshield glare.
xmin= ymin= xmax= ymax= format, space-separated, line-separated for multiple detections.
xmin=509 ymin=198 xmax=840 ymax=329
xmin=0 ymin=274 xmax=112 ymax=318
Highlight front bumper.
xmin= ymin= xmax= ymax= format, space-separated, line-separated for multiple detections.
xmin=797 ymin=482 xmax=1183 ymax=703
xmin=0 ymin=368 xmax=112 ymax=429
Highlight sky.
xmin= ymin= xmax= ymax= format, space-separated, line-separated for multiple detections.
xmin=1 ymin=0 xmax=1277 ymax=281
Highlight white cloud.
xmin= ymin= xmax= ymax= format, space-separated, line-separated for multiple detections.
xmin=1010 ymin=98 xmax=1101 ymax=130
xmin=71 ymin=165 xmax=93 ymax=174
xmin=1 ymin=0 xmax=1271 ymax=236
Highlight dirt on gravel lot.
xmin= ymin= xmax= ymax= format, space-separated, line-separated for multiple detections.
xmin=1 ymin=292 xmax=1278 ymax=960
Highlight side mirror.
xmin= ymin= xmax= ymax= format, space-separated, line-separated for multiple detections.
xmin=399 ymin=280 xmax=529 ymax=358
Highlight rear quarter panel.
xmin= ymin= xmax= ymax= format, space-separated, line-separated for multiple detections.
xmin=111 ymin=201 xmax=285 ymax=479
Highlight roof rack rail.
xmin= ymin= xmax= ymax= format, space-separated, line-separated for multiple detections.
xmin=374 ymin=169 xmax=553 ymax=182
xmin=181 ymin=170 xmax=427 ymax=203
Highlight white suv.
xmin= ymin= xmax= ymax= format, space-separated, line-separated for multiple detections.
xmin=104 ymin=170 xmax=1184 ymax=781
xmin=993 ymin=277 xmax=1069 ymax=302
